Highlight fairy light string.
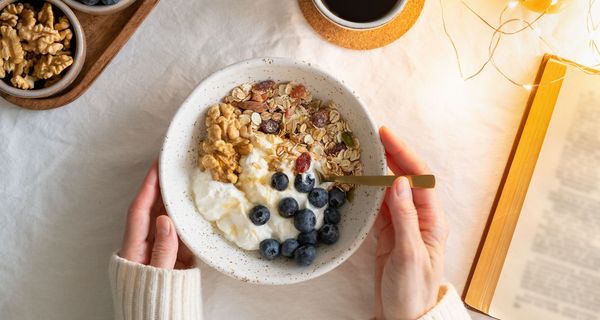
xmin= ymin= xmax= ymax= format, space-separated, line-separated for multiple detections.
xmin=439 ymin=0 xmax=600 ymax=90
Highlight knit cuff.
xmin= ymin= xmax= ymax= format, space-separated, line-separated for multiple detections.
xmin=109 ymin=252 xmax=203 ymax=320
xmin=418 ymin=284 xmax=471 ymax=320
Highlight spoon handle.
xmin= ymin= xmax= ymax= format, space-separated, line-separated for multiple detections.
xmin=324 ymin=174 xmax=436 ymax=188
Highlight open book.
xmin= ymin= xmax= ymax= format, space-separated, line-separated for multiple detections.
xmin=464 ymin=56 xmax=600 ymax=319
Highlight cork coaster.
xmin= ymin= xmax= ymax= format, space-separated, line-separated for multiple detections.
xmin=299 ymin=0 xmax=425 ymax=50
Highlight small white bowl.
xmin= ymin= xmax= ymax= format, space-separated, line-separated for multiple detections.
xmin=62 ymin=0 xmax=136 ymax=15
xmin=312 ymin=0 xmax=408 ymax=30
xmin=160 ymin=57 xmax=386 ymax=285
xmin=0 ymin=0 xmax=86 ymax=99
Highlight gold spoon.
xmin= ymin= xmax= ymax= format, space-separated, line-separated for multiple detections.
xmin=317 ymin=173 xmax=436 ymax=189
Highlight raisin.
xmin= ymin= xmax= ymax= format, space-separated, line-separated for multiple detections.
xmin=311 ymin=109 xmax=329 ymax=128
xmin=253 ymin=80 xmax=275 ymax=92
xmin=290 ymin=85 xmax=307 ymax=99
xmin=295 ymin=152 xmax=311 ymax=174
xmin=259 ymin=119 xmax=280 ymax=134
xmin=326 ymin=143 xmax=347 ymax=156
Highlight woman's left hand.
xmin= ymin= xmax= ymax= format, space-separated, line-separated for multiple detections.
xmin=119 ymin=161 xmax=193 ymax=270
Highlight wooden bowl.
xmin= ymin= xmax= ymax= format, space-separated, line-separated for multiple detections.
xmin=0 ymin=0 xmax=86 ymax=99
xmin=62 ymin=0 xmax=137 ymax=15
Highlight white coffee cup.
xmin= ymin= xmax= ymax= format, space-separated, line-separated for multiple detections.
xmin=312 ymin=0 xmax=408 ymax=30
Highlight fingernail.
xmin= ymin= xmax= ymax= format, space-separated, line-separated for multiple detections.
xmin=394 ymin=177 xmax=411 ymax=198
xmin=157 ymin=216 xmax=171 ymax=237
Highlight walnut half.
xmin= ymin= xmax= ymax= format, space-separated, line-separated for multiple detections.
xmin=0 ymin=25 xmax=24 ymax=66
xmin=199 ymin=103 xmax=255 ymax=184
xmin=33 ymin=53 xmax=72 ymax=79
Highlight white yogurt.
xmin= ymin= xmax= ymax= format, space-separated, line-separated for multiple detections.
xmin=191 ymin=134 xmax=331 ymax=251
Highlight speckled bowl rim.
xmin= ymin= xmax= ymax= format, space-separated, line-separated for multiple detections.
xmin=160 ymin=57 xmax=386 ymax=285
xmin=0 ymin=0 xmax=86 ymax=99
xmin=62 ymin=0 xmax=137 ymax=15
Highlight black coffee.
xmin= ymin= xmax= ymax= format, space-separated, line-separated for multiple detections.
xmin=323 ymin=0 xmax=399 ymax=23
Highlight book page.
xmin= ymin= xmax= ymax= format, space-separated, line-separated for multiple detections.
xmin=489 ymin=66 xmax=600 ymax=320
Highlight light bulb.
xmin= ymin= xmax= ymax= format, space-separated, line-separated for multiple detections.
xmin=523 ymin=84 xmax=533 ymax=91
xmin=508 ymin=1 xmax=519 ymax=9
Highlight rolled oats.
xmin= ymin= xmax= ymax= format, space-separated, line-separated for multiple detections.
xmin=251 ymin=112 xmax=261 ymax=126
xmin=260 ymin=111 xmax=271 ymax=121
xmin=272 ymin=112 xmax=283 ymax=122
xmin=232 ymin=87 xmax=248 ymax=101
xmin=329 ymin=110 xmax=340 ymax=123
xmin=303 ymin=134 xmax=314 ymax=145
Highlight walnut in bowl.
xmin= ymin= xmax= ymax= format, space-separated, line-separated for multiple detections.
xmin=0 ymin=0 xmax=86 ymax=99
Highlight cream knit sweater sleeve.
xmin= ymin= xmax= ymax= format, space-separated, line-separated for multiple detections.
xmin=109 ymin=253 xmax=203 ymax=320
xmin=418 ymin=284 xmax=472 ymax=320
xmin=110 ymin=252 xmax=469 ymax=320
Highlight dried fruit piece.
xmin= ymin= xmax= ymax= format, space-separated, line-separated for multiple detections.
xmin=341 ymin=132 xmax=355 ymax=147
xmin=311 ymin=109 xmax=329 ymax=128
xmin=290 ymin=84 xmax=306 ymax=99
xmin=259 ymin=119 xmax=280 ymax=134
xmin=326 ymin=143 xmax=347 ymax=156
xmin=285 ymin=106 xmax=295 ymax=119
xmin=237 ymin=100 xmax=267 ymax=113
xmin=295 ymin=152 xmax=311 ymax=174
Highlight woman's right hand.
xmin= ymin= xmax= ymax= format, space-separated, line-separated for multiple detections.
xmin=374 ymin=127 xmax=450 ymax=320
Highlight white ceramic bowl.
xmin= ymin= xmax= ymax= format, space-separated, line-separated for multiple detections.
xmin=160 ymin=57 xmax=386 ymax=285
xmin=0 ymin=0 xmax=86 ymax=99
xmin=62 ymin=0 xmax=137 ymax=15
xmin=312 ymin=0 xmax=408 ymax=30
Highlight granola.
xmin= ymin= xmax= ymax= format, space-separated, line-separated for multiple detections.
xmin=199 ymin=80 xmax=363 ymax=192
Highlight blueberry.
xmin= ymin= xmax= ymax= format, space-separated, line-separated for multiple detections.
xmin=79 ymin=0 xmax=100 ymax=5
xmin=271 ymin=172 xmax=289 ymax=191
xmin=294 ymin=209 xmax=316 ymax=233
xmin=318 ymin=224 xmax=339 ymax=245
xmin=328 ymin=188 xmax=346 ymax=208
xmin=278 ymin=197 xmax=298 ymax=218
xmin=294 ymin=174 xmax=315 ymax=193
xmin=101 ymin=0 xmax=121 ymax=4
xmin=308 ymin=188 xmax=328 ymax=208
xmin=297 ymin=230 xmax=318 ymax=245
xmin=294 ymin=245 xmax=316 ymax=266
xmin=249 ymin=205 xmax=270 ymax=226
xmin=259 ymin=239 xmax=280 ymax=260
xmin=281 ymin=239 xmax=299 ymax=258
xmin=324 ymin=207 xmax=341 ymax=225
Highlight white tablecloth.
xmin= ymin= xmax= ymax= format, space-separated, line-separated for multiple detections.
xmin=1 ymin=1 xmax=596 ymax=319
